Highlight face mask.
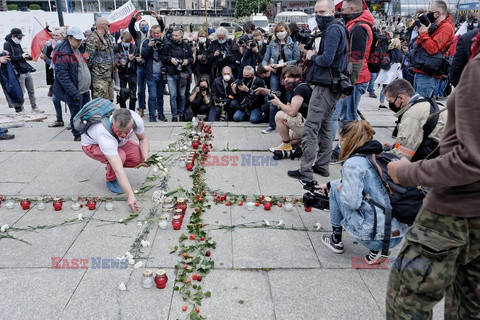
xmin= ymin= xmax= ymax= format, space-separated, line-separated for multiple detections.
xmin=218 ymin=39 xmax=226 ymax=44
xmin=141 ymin=25 xmax=148 ymax=33
xmin=56 ymin=40 xmax=63 ymax=46
xmin=122 ymin=42 xmax=129 ymax=47
xmin=276 ymin=32 xmax=287 ymax=40
xmin=173 ymin=38 xmax=182 ymax=44
xmin=223 ymin=74 xmax=231 ymax=82
xmin=426 ymin=12 xmax=436 ymax=24
xmin=315 ymin=15 xmax=334 ymax=31
xmin=338 ymin=12 xmax=362 ymax=23
xmin=198 ymin=37 xmax=206 ymax=44
xmin=257 ymin=40 xmax=263 ymax=46
xmin=243 ymin=77 xmax=252 ymax=86
xmin=285 ymin=79 xmax=301 ymax=92
xmin=388 ymin=96 xmax=402 ymax=113
xmin=247 ymin=33 xmax=253 ymax=39
xmin=12 ymin=38 xmax=21 ymax=44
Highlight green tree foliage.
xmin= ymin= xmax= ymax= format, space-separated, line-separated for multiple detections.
xmin=234 ymin=0 xmax=270 ymax=18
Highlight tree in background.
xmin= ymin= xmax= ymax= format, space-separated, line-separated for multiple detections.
xmin=235 ymin=0 xmax=270 ymax=18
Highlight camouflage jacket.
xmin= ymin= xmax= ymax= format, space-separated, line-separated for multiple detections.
xmin=85 ymin=31 xmax=114 ymax=80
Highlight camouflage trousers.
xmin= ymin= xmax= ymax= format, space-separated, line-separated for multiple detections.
xmin=92 ymin=79 xmax=113 ymax=101
xmin=386 ymin=207 xmax=480 ymax=319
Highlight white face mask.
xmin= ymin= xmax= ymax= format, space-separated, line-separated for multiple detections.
xmin=12 ymin=38 xmax=21 ymax=44
xmin=223 ymin=74 xmax=231 ymax=82
xmin=198 ymin=37 xmax=206 ymax=44
xmin=276 ymin=32 xmax=287 ymax=40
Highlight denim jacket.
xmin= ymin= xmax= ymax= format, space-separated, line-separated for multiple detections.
xmin=334 ymin=155 xmax=408 ymax=241
xmin=261 ymin=36 xmax=300 ymax=67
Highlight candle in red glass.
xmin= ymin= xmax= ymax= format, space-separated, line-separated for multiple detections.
xmin=175 ymin=198 xmax=187 ymax=214
xmin=53 ymin=198 xmax=63 ymax=211
xmin=186 ymin=162 xmax=194 ymax=171
xmin=86 ymin=200 xmax=97 ymax=210
xmin=154 ymin=269 xmax=168 ymax=289
xmin=20 ymin=198 xmax=31 ymax=210
xmin=263 ymin=197 xmax=272 ymax=211
xmin=172 ymin=215 xmax=182 ymax=230
xmin=192 ymin=140 xmax=200 ymax=149
xmin=304 ymin=205 xmax=312 ymax=212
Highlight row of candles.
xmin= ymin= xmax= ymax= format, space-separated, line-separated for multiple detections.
xmin=158 ymin=197 xmax=187 ymax=230
xmin=0 ymin=197 xmax=114 ymax=211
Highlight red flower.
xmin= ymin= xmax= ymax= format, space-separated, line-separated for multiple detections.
xmin=205 ymin=250 xmax=211 ymax=257
xmin=238 ymin=201 xmax=243 ymax=206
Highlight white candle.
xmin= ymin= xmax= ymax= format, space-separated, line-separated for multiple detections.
xmin=246 ymin=202 xmax=255 ymax=211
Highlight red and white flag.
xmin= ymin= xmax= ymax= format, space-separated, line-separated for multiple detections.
xmin=30 ymin=18 xmax=52 ymax=61
xmin=448 ymin=21 xmax=469 ymax=56
xmin=108 ymin=0 xmax=138 ymax=34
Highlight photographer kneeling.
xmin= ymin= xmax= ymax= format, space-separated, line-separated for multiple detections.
xmin=319 ymin=120 xmax=408 ymax=264
xmin=189 ymin=78 xmax=212 ymax=117
xmin=231 ymin=66 xmax=265 ymax=123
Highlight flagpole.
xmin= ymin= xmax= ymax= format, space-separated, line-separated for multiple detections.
xmin=80 ymin=0 xmax=84 ymax=12
xmin=204 ymin=0 xmax=208 ymax=31
xmin=113 ymin=0 xmax=117 ymax=10
xmin=48 ymin=0 xmax=52 ymax=11
xmin=145 ymin=0 xmax=148 ymax=10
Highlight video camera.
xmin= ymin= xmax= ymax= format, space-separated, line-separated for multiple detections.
xmin=272 ymin=146 xmax=302 ymax=160
xmin=153 ymin=38 xmax=162 ymax=50
xmin=301 ymin=179 xmax=330 ymax=210
xmin=176 ymin=58 xmax=184 ymax=71
xmin=296 ymin=29 xmax=321 ymax=51
xmin=268 ymin=90 xmax=281 ymax=101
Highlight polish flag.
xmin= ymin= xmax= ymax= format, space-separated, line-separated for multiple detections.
xmin=108 ymin=0 xmax=138 ymax=34
xmin=334 ymin=0 xmax=369 ymax=11
xmin=448 ymin=21 xmax=468 ymax=56
xmin=30 ymin=18 xmax=52 ymax=61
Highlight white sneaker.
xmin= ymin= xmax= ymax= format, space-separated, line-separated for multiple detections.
xmin=32 ymin=108 xmax=45 ymax=114
xmin=262 ymin=126 xmax=275 ymax=134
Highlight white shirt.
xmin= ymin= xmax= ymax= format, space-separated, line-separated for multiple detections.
xmin=81 ymin=110 xmax=145 ymax=156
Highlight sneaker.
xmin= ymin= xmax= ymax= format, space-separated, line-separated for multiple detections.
xmin=0 ymin=133 xmax=15 ymax=140
xmin=364 ymin=250 xmax=389 ymax=265
xmin=321 ymin=234 xmax=344 ymax=254
xmin=106 ymin=180 xmax=123 ymax=194
xmin=32 ymin=108 xmax=45 ymax=113
xmin=48 ymin=121 xmax=64 ymax=128
xmin=312 ymin=166 xmax=330 ymax=177
xmin=269 ymin=142 xmax=292 ymax=152
xmin=262 ymin=126 xmax=275 ymax=134
xmin=149 ymin=116 xmax=157 ymax=122
xmin=172 ymin=117 xmax=179 ymax=122
xmin=158 ymin=115 xmax=167 ymax=122
xmin=287 ymin=169 xmax=309 ymax=180
xmin=379 ymin=104 xmax=388 ymax=109
xmin=138 ymin=109 xmax=144 ymax=117
xmin=369 ymin=93 xmax=377 ymax=98
xmin=74 ymin=136 xmax=81 ymax=142
xmin=66 ymin=124 xmax=72 ymax=130
xmin=16 ymin=110 xmax=26 ymax=116
xmin=3 ymin=129 xmax=8 ymax=134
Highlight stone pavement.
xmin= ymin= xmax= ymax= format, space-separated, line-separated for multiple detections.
xmin=0 ymin=62 xmax=445 ymax=320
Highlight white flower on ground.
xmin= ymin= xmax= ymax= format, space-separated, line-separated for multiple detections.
xmin=77 ymin=214 xmax=83 ymax=221
xmin=0 ymin=224 xmax=9 ymax=233
xmin=118 ymin=282 xmax=126 ymax=291
xmin=128 ymin=258 xmax=135 ymax=265
xmin=125 ymin=252 xmax=133 ymax=259
xmin=152 ymin=165 xmax=159 ymax=173
xmin=134 ymin=190 xmax=139 ymax=194
xmin=314 ymin=222 xmax=322 ymax=231
xmin=141 ymin=240 xmax=150 ymax=247
xmin=134 ymin=261 xmax=143 ymax=269
xmin=276 ymin=220 xmax=284 ymax=227
xmin=263 ymin=219 xmax=270 ymax=226
xmin=137 ymin=222 xmax=142 ymax=227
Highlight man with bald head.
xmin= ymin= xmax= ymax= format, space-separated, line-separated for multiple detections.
xmin=85 ymin=17 xmax=115 ymax=100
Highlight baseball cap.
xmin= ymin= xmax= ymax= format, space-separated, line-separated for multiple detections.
xmin=10 ymin=28 xmax=25 ymax=38
xmin=67 ymin=26 xmax=85 ymax=40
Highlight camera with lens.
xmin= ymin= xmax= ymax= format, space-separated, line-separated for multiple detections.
xmin=417 ymin=13 xmax=431 ymax=27
xmin=200 ymin=55 xmax=208 ymax=64
xmin=272 ymin=146 xmax=302 ymax=160
xmin=301 ymin=179 xmax=330 ymax=210
xmin=296 ymin=29 xmax=320 ymax=51
xmin=153 ymin=38 xmax=162 ymax=50
xmin=249 ymin=41 xmax=257 ymax=49
xmin=176 ymin=58 xmax=184 ymax=71
xmin=332 ymin=72 xmax=354 ymax=96
xmin=218 ymin=50 xmax=227 ymax=61
xmin=199 ymin=85 xmax=208 ymax=92
xmin=238 ymin=39 xmax=246 ymax=46
xmin=268 ymin=90 xmax=281 ymax=100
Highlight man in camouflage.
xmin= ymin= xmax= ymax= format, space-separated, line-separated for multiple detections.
xmin=85 ymin=17 xmax=114 ymax=100
xmin=386 ymin=37 xmax=480 ymax=318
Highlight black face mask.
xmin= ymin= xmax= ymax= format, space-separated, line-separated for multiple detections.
xmin=426 ymin=12 xmax=436 ymax=24
xmin=315 ymin=15 xmax=334 ymax=31
xmin=339 ymin=12 xmax=362 ymax=23
xmin=389 ymin=96 xmax=401 ymax=113
xmin=243 ymin=77 xmax=253 ymax=86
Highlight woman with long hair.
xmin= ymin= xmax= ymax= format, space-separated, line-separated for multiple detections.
xmin=375 ymin=37 xmax=404 ymax=109
xmin=320 ymin=120 xmax=408 ymax=264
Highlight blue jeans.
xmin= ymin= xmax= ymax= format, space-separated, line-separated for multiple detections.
xmin=137 ymin=66 xmax=146 ymax=109
xmin=331 ymin=82 xmax=368 ymax=142
xmin=0 ymin=128 xmax=5 ymax=136
xmin=329 ymin=182 xmax=402 ymax=252
xmin=52 ymin=94 xmax=63 ymax=122
xmin=433 ymin=77 xmax=448 ymax=97
xmin=267 ymin=74 xmax=293 ymax=128
xmin=233 ymin=107 xmax=263 ymax=123
xmin=69 ymin=91 xmax=90 ymax=137
xmin=146 ymin=74 xmax=165 ymax=118
xmin=414 ymin=73 xmax=440 ymax=98
xmin=167 ymin=74 xmax=186 ymax=117
xmin=379 ymin=84 xmax=387 ymax=104
xmin=367 ymin=72 xmax=378 ymax=95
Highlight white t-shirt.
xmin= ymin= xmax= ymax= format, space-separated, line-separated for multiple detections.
xmin=81 ymin=110 xmax=145 ymax=156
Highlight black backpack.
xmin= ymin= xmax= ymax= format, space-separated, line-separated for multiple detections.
xmin=358 ymin=152 xmax=426 ymax=255
xmin=366 ymin=28 xmax=390 ymax=73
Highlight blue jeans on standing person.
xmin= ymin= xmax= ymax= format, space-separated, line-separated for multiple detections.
xmin=367 ymin=72 xmax=378 ymax=95
xmin=146 ymin=74 xmax=165 ymax=120
xmin=69 ymin=91 xmax=90 ymax=138
xmin=433 ymin=77 xmax=448 ymax=97
xmin=414 ymin=73 xmax=440 ymax=98
xmin=268 ymin=73 xmax=292 ymax=129
xmin=137 ymin=66 xmax=146 ymax=110
xmin=233 ymin=107 xmax=263 ymax=123
xmin=52 ymin=94 xmax=63 ymax=123
xmin=167 ymin=74 xmax=186 ymax=118
xmin=331 ymin=82 xmax=368 ymax=143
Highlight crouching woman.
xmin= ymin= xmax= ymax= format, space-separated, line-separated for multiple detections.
xmin=320 ymin=120 xmax=408 ymax=264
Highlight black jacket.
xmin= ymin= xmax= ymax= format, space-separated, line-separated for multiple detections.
xmin=193 ymin=41 xmax=211 ymax=75
xmin=240 ymin=42 xmax=266 ymax=71
xmin=3 ymin=35 xmax=34 ymax=74
xmin=211 ymin=75 xmax=235 ymax=102
xmin=141 ymin=37 xmax=167 ymax=80
xmin=114 ymin=42 xmax=137 ymax=77
xmin=450 ymin=28 xmax=478 ymax=87
xmin=128 ymin=15 xmax=165 ymax=53
xmin=235 ymin=77 xmax=265 ymax=108
xmin=160 ymin=40 xmax=193 ymax=76
xmin=206 ymin=39 xmax=239 ymax=78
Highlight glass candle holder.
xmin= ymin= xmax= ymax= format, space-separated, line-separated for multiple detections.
xmin=246 ymin=201 xmax=255 ymax=211
xmin=20 ymin=198 xmax=31 ymax=210
xmin=53 ymin=198 xmax=63 ymax=211
xmin=71 ymin=198 xmax=81 ymax=211
xmin=172 ymin=215 xmax=182 ymax=230
xmin=5 ymin=199 xmax=14 ymax=209
xmin=158 ymin=214 xmax=168 ymax=230
xmin=284 ymin=198 xmax=294 ymax=212
xmin=86 ymin=199 xmax=97 ymax=210
xmin=142 ymin=269 xmax=154 ymax=289
xmin=36 ymin=197 xmax=46 ymax=211
xmin=263 ymin=197 xmax=272 ymax=211
xmin=154 ymin=269 xmax=168 ymax=289
xmin=105 ymin=199 xmax=114 ymax=211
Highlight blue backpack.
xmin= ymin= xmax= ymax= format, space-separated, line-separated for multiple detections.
xmin=73 ymin=98 xmax=136 ymax=142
